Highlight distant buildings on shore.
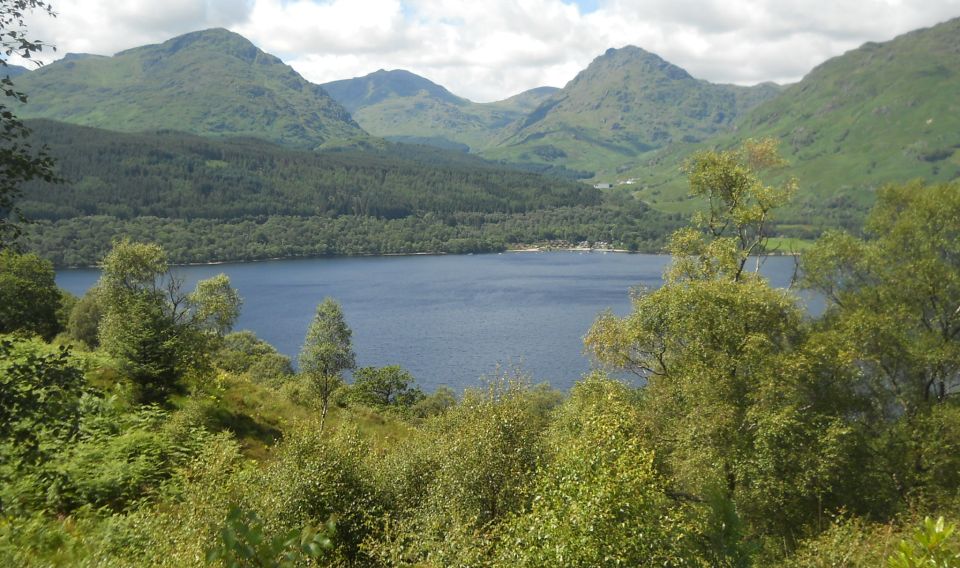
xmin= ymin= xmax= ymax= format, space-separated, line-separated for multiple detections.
xmin=593 ymin=178 xmax=638 ymax=190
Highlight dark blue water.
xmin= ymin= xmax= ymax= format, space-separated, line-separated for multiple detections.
xmin=56 ymin=252 xmax=811 ymax=392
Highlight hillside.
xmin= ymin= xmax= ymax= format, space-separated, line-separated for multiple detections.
xmin=482 ymin=46 xmax=782 ymax=177
xmin=322 ymin=69 xmax=559 ymax=152
xmin=1 ymin=63 xmax=28 ymax=78
xmin=627 ymin=16 xmax=960 ymax=234
xmin=12 ymin=28 xmax=366 ymax=149
xmin=18 ymin=119 xmax=600 ymax=221
xmin=18 ymin=120 xmax=679 ymax=265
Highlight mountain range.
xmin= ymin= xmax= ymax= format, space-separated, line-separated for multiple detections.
xmin=480 ymin=46 xmax=782 ymax=174
xmin=10 ymin=17 xmax=960 ymax=235
xmin=626 ymin=16 xmax=960 ymax=227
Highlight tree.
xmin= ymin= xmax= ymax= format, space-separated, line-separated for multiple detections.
xmin=669 ymin=138 xmax=795 ymax=283
xmin=299 ymin=298 xmax=355 ymax=430
xmin=0 ymin=336 xmax=84 ymax=513
xmin=585 ymin=139 xmax=862 ymax=544
xmin=800 ymin=181 xmax=960 ymax=507
xmin=802 ymin=181 xmax=960 ymax=416
xmin=495 ymin=376 xmax=690 ymax=567
xmin=66 ymin=285 xmax=103 ymax=348
xmin=350 ymin=365 xmax=424 ymax=409
xmin=0 ymin=248 xmax=61 ymax=338
xmin=214 ymin=329 xmax=294 ymax=384
xmin=97 ymin=239 xmax=242 ymax=403
xmin=0 ymin=0 xmax=58 ymax=247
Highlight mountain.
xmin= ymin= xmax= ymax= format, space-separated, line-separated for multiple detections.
xmin=323 ymin=69 xmax=467 ymax=113
xmin=12 ymin=28 xmax=366 ymax=149
xmin=2 ymin=63 xmax=29 ymax=78
xmin=322 ymin=70 xmax=559 ymax=152
xmin=482 ymin=46 xmax=782 ymax=176
xmin=626 ymin=16 xmax=960 ymax=233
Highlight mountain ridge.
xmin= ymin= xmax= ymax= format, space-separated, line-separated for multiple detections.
xmin=13 ymin=28 xmax=366 ymax=149
xmin=621 ymin=15 xmax=960 ymax=233
xmin=321 ymin=70 xmax=560 ymax=152
xmin=481 ymin=44 xmax=783 ymax=175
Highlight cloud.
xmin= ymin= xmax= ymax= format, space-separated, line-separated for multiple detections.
xmin=19 ymin=0 xmax=254 ymax=60
xmin=14 ymin=0 xmax=960 ymax=101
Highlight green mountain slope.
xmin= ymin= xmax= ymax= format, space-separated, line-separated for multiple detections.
xmin=482 ymin=46 xmax=782 ymax=177
xmin=19 ymin=119 xmax=598 ymax=221
xmin=17 ymin=120 xmax=680 ymax=265
xmin=13 ymin=28 xmax=365 ymax=149
xmin=322 ymin=70 xmax=558 ymax=152
xmin=2 ymin=63 xmax=28 ymax=78
xmin=628 ymin=17 xmax=960 ymax=232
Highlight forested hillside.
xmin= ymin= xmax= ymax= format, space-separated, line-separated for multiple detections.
xmin=18 ymin=120 xmax=680 ymax=265
xmin=19 ymin=120 xmax=598 ymax=220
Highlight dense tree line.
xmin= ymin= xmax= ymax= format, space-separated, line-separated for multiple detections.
xmin=9 ymin=120 xmax=686 ymax=266
xmin=22 ymin=203 xmax=682 ymax=267
xmin=18 ymin=120 xmax=599 ymax=221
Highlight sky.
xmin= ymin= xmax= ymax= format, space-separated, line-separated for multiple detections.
xmin=17 ymin=0 xmax=960 ymax=102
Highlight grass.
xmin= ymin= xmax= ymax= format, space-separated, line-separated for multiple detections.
xmin=765 ymin=237 xmax=815 ymax=253
xmin=199 ymin=373 xmax=418 ymax=460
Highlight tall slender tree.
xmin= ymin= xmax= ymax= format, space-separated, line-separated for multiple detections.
xmin=299 ymin=298 xmax=355 ymax=430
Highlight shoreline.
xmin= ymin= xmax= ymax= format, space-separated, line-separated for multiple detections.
xmin=55 ymin=246 xmax=802 ymax=270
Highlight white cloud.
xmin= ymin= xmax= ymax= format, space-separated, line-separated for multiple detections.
xmin=13 ymin=0 xmax=960 ymax=101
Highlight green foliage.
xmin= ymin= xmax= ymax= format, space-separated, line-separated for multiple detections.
xmin=214 ymin=330 xmax=293 ymax=382
xmin=52 ymin=396 xmax=213 ymax=513
xmin=349 ymin=365 xmax=425 ymax=410
xmin=0 ymin=248 xmax=62 ymax=338
xmin=362 ymin=377 xmax=553 ymax=564
xmin=670 ymin=137 xmax=796 ymax=282
xmin=299 ymin=298 xmax=355 ymax=427
xmin=889 ymin=517 xmax=960 ymax=568
xmin=0 ymin=333 xmax=218 ymax=518
xmin=0 ymin=0 xmax=58 ymax=246
xmin=9 ymin=118 xmax=677 ymax=266
xmin=775 ymin=515 xmax=898 ymax=567
xmin=65 ymin=285 xmax=102 ymax=348
xmin=190 ymin=275 xmax=242 ymax=336
xmin=0 ymin=335 xmax=84 ymax=512
xmin=802 ymin=181 xmax=960 ymax=415
xmin=410 ymin=385 xmax=457 ymax=418
xmin=20 ymin=120 xmax=599 ymax=222
xmin=495 ymin=375 xmax=691 ymax=567
xmin=250 ymin=424 xmax=377 ymax=562
xmin=23 ymin=202 xmax=679 ymax=267
xmin=206 ymin=506 xmax=335 ymax=568
xmin=97 ymin=239 xmax=241 ymax=403
xmin=585 ymin=141 xmax=885 ymax=553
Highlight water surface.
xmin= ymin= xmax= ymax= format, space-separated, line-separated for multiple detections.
xmin=57 ymin=252 xmax=808 ymax=392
